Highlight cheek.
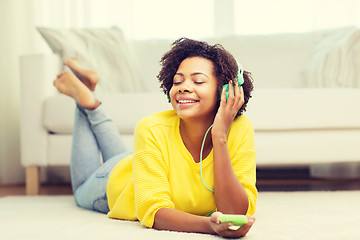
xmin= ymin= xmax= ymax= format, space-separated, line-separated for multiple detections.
xmin=169 ymin=86 xmax=179 ymax=108
xmin=205 ymin=87 xmax=218 ymax=102
xmin=169 ymin=86 xmax=176 ymax=100
xmin=208 ymin=88 xmax=220 ymax=110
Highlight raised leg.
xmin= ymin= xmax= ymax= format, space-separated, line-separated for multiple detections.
xmin=77 ymin=103 xmax=128 ymax=162
xmin=54 ymin=62 xmax=128 ymax=163
xmin=53 ymin=63 xmax=129 ymax=213
xmin=70 ymin=107 xmax=102 ymax=192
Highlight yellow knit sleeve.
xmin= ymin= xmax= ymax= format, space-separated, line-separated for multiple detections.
xmin=132 ymin=118 xmax=175 ymax=228
xmin=228 ymin=116 xmax=258 ymax=215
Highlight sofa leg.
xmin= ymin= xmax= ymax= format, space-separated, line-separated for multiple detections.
xmin=26 ymin=166 xmax=40 ymax=195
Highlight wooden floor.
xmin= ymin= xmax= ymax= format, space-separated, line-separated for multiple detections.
xmin=256 ymin=166 xmax=360 ymax=191
xmin=0 ymin=184 xmax=73 ymax=197
xmin=1 ymin=179 xmax=360 ymax=197
xmin=257 ymin=178 xmax=360 ymax=191
xmin=1 ymin=167 xmax=359 ymax=197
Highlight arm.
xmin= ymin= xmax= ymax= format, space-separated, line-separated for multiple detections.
xmin=211 ymin=82 xmax=253 ymax=214
xmin=136 ymin=157 xmax=254 ymax=238
xmin=212 ymin=135 xmax=249 ymax=214
xmin=154 ymin=208 xmax=256 ymax=238
xmin=153 ymin=208 xmax=214 ymax=234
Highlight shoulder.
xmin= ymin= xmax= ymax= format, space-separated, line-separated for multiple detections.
xmin=227 ymin=115 xmax=256 ymax=158
xmin=231 ymin=114 xmax=253 ymax=130
xmin=228 ymin=115 xmax=254 ymax=142
xmin=135 ymin=110 xmax=178 ymax=133
xmin=134 ymin=110 xmax=178 ymax=153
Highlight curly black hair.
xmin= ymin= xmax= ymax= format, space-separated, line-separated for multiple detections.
xmin=157 ymin=38 xmax=254 ymax=117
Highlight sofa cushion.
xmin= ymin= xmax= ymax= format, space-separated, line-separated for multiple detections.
xmin=301 ymin=27 xmax=360 ymax=88
xmin=131 ymin=27 xmax=360 ymax=89
xmin=206 ymin=32 xmax=321 ymax=89
xmin=255 ymin=129 xmax=360 ymax=166
xmin=43 ymin=89 xmax=360 ymax=134
xmin=37 ymin=26 xmax=144 ymax=93
xmin=43 ymin=93 xmax=172 ymax=134
xmin=130 ymin=39 xmax=173 ymax=92
xmin=246 ymin=88 xmax=360 ymax=130
xmin=131 ymin=33 xmax=320 ymax=90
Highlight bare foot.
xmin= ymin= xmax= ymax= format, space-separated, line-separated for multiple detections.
xmin=53 ymin=71 xmax=100 ymax=110
xmin=63 ymin=58 xmax=99 ymax=91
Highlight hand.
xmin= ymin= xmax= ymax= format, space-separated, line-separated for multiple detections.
xmin=209 ymin=212 xmax=255 ymax=238
xmin=212 ymin=80 xmax=244 ymax=139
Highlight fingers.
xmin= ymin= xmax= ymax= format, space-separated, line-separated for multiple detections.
xmin=219 ymin=222 xmax=236 ymax=236
xmin=210 ymin=212 xmax=236 ymax=236
xmin=227 ymin=80 xmax=242 ymax=101
xmin=225 ymin=215 xmax=255 ymax=238
xmin=219 ymin=86 xmax=228 ymax=112
xmin=224 ymin=80 xmax=244 ymax=113
xmin=226 ymin=80 xmax=235 ymax=104
xmin=210 ymin=211 xmax=222 ymax=224
xmin=235 ymin=215 xmax=255 ymax=237
xmin=214 ymin=215 xmax=256 ymax=238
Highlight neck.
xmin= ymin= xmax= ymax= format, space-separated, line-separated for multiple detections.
xmin=179 ymin=118 xmax=214 ymax=161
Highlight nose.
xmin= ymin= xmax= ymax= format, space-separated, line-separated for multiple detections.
xmin=179 ymin=80 xmax=193 ymax=93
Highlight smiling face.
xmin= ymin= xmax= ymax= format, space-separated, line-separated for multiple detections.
xmin=169 ymin=57 xmax=218 ymax=122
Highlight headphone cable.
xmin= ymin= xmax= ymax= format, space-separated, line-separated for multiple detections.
xmin=200 ymin=124 xmax=214 ymax=192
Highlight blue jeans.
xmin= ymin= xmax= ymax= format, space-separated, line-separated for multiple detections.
xmin=71 ymin=103 xmax=131 ymax=213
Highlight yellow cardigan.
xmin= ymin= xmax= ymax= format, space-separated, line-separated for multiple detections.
xmin=107 ymin=110 xmax=257 ymax=228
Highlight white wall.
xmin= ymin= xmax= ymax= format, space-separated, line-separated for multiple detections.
xmin=0 ymin=0 xmax=31 ymax=183
xmin=1 ymin=0 xmax=359 ymax=184
xmin=234 ymin=0 xmax=360 ymax=35
xmin=0 ymin=0 xmax=218 ymax=184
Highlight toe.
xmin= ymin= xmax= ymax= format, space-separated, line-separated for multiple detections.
xmin=57 ymin=72 xmax=66 ymax=78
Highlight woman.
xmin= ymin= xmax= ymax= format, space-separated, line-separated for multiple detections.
xmin=53 ymin=38 xmax=257 ymax=238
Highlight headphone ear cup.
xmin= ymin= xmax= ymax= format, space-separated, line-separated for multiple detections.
xmin=235 ymin=60 xmax=245 ymax=86
xmin=236 ymin=68 xmax=244 ymax=86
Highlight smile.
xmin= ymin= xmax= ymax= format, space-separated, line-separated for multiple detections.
xmin=177 ymin=99 xmax=199 ymax=104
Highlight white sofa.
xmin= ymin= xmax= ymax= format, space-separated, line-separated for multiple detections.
xmin=20 ymin=27 xmax=360 ymax=195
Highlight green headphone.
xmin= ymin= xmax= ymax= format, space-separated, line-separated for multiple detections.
xmin=223 ymin=63 xmax=244 ymax=100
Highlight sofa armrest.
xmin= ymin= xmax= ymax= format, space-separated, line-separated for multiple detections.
xmin=20 ymin=54 xmax=61 ymax=167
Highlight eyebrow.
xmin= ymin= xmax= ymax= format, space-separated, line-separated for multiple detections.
xmin=175 ymin=72 xmax=209 ymax=78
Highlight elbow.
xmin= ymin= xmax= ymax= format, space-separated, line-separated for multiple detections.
xmin=218 ymin=195 xmax=249 ymax=215
xmin=229 ymin=202 xmax=249 ymax=215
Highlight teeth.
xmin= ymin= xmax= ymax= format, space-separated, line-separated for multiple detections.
xmin=178 ymin=100 xmax=196 ymax=104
